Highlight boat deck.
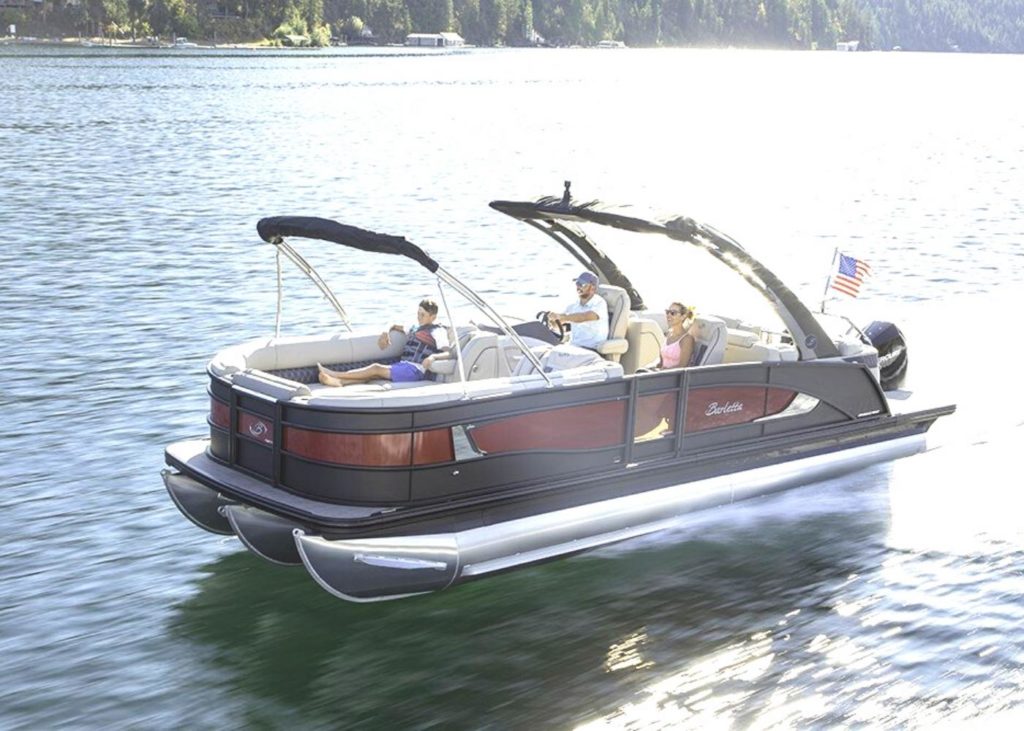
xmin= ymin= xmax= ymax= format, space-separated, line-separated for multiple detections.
xmin=884 ymin=387 xmax=950 ymax=417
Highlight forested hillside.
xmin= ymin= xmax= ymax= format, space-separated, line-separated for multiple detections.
xmin=5 ymin=0 xmax=1024 ymax=52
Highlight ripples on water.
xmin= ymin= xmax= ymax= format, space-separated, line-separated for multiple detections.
xmin=1 ymin=46 xmax=1023 ymax=728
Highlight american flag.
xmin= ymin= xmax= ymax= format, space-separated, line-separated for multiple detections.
xmin=830 ymin=253 xmax=871 ymax=298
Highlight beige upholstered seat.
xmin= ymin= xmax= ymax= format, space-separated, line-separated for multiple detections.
xmin=594 ymin=284 xmax=630 ymax=362
xmin=428 ymin=329 xmax=511 ymax=382
xmin=690 ymin=316 xmax=727 ymax=366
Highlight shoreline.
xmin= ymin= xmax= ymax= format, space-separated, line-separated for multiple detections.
xmin=0 ymin=36 xmax=276 ymax=49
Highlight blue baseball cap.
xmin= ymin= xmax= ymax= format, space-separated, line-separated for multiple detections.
xmin=575 ymin=271 xmax=599 ymax=286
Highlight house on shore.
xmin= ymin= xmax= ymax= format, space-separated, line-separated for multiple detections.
xmin=405 ymin=32 xmax=464 ymax=48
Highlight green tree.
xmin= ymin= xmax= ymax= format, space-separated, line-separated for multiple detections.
xmin=127 ymin=0 xmax=148 ymax=40
xmin=505 ymin=0 xmax=532 ymax=43
xmin=101 ymin=0 xmax=129 ymax=34
xmin=407 ymin=0 xmax=451 ymax=31
xmin=149 ymin=0 xmax=196 ymax=37
xmin=366 ymin=0 xmax=411 ymax=41
xmin=478 ymin=0 xmax=506 ymax=43
xmin=453 ymin=0 xmax=482 ymax=41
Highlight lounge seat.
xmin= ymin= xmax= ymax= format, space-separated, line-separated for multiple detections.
xmin=594 ymin=284 xmax=630 ymax=362
xmin=211 ymin=331 xmax=405 ymax=377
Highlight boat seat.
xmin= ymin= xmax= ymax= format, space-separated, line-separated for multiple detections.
xmin=688 ymin=316 xmax=727 ymax=366
xmin=428 ymin=328 xmax=513 ymax=383
xmin=723 ymin=328 xmax=799 ymax=363
xmin=511 ymin=343 xmax=614 ymax=377
xmin=233 ymin=369 xmax=312 ymax=400
xmin=622 ymin=316 xmax=663 ymax=373
xmin=268 ymin=356 xmax=400 ymax=384
xmin=433 ymin=332 xmax=566 ymax=383
xmin=594 ymin=284 xmax=630 ymax=362
xmin=211 ymin=331 xmax=405 ymax=377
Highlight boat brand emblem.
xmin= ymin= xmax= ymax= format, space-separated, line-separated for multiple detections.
xmin=705 ymin=401 xmax=744 ymax=417
xmin=248 ymin=420 xmax=269 ymax=438
xmin=878 ymin=345 xmax=905 ymax=368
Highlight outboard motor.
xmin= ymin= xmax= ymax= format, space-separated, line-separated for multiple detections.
xmin=864 ymin=321 xmax=908 ymax=391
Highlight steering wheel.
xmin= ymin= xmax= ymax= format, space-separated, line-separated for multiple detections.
xmin=537 ymin=310 xmax=567 ymax=341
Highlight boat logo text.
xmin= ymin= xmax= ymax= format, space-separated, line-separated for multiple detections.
xmin=705 ymin=401 xmax=744 ymax=416
xmin=878 ymin=345 xmax=905 ymax=368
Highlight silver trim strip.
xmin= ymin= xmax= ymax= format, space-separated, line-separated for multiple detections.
xmin=456 ymin=433 xmax=925 ymax=578
xmin=354 ymin=554 xmax=449 ymax=571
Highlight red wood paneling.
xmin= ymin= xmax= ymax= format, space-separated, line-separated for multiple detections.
xmin=765 ymin=388 xmax=797 ymax=416
xmin=210 ymin=398 xmax=229 ymax=429
xmin=413 ymin=429 xmax=455 ymax=466
xmin=283 ymin=427 xmax=453 ymax=467
xmin=685 ymin=386 xmax=796 ymax=433
xmin=469 ymin=401 xmax=627 ymax=454
xmin=686 ymin=386 xmax=767 ymax=432
xmin=634 ymin=392 xmax=678 ymax=441
xmin=238 ymin=412 xmax=274 ymax=446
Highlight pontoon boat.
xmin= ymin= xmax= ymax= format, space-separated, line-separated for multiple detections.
xmin=163 ymin=183 xmax=953 ymax=602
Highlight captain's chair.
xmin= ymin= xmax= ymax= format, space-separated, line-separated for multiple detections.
xmin=594 ymin=284 xmax=630 ymax=362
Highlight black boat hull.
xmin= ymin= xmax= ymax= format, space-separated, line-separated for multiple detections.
xmin=165 ymin=402 xmax=946 ymax=601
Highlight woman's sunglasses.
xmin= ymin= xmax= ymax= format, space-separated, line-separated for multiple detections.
xmin=665 ymin=309 xmax=684 ymax=316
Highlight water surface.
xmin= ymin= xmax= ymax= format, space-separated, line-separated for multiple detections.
xmin=2 ymin=46 xmax=1023 ymax=729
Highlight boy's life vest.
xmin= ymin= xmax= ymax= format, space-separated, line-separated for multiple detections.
xmin=401 ymin=323 xmax=446 ymax=364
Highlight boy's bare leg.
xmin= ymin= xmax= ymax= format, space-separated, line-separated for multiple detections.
xmin=317 ymin=363 xmax=390 ymax=386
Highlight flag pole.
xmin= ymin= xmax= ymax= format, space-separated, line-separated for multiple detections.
xmin=821 ymin=247 xmax=838 ymax=313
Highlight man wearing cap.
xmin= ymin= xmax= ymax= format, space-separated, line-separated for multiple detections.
xmin=545 ymin=271 xmax=609 ymax=350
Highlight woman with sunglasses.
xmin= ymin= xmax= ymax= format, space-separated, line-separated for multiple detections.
xmin=660 ymin=303 xmax=696 ymax=369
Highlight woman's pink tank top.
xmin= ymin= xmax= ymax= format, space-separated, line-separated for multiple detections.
xmin=661 ymin=338 xmax=683 ymax=368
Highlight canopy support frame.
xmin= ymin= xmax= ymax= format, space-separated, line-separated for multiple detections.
xmin=272 ymin=240 xmax=352 ymax=332
xmin=435 ymin=267 xmax=552 ymax=386
xmin=435 ymin=279 xmax=469 ymax=397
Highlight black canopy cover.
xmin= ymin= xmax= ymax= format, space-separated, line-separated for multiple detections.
xmin=257 ymin=216 xmax=439 ymax=273
xmin=490 ymin=183 xmax=840 ymax=360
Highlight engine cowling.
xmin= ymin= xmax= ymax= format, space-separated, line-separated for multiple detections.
xmin=864 ymin=321 xmax=908 ymax=391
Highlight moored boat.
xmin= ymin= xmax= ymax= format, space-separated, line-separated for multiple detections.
xmin=163 ymin=183 xmax=954 ymax=602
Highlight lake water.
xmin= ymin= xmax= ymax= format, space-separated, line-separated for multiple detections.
xmin=2 ymin=45 xmax=1024 ymax=729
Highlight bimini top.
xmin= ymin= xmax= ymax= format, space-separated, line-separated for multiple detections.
xmin=490 ymin=182 xmax=840 ymax=360
xmin=257 ymin=184 xmax=839 ymax=361
xmin=257 ymin=216 xmax=440 ymax=273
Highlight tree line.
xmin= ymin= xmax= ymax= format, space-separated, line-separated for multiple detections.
xmin=5 ymin=0 xmax=1024 ymax=51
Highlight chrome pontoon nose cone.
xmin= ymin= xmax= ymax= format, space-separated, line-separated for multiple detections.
xmin=294 ymin=531 xmax=461 ymax=602
xmin=221 ymin=504 xmax=303 ymax=565
xmin=162 ymin=470 xmax=234 ymax=535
